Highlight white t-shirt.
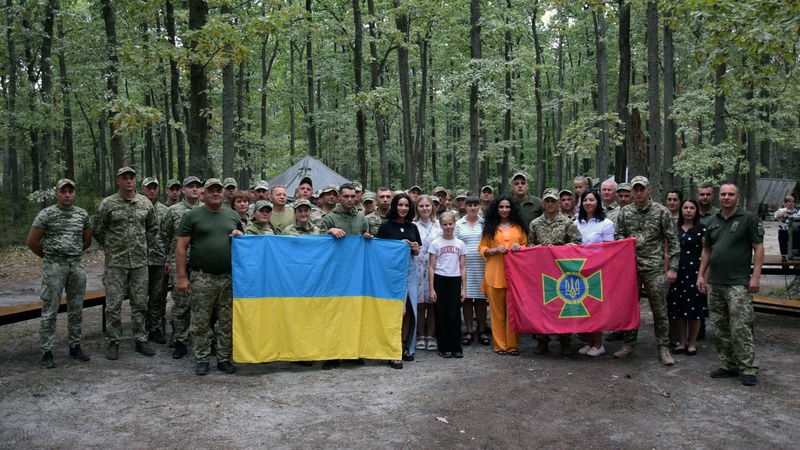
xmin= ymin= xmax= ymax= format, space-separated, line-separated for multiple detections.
xmin=428 ymin=236 xmax=467 ymax=277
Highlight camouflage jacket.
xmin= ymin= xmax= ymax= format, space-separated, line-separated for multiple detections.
xmin=366 ymin=211 xmax=389 ymax=235
xmin=244 ymin=221 xmax=277 ymax=235
xmin=283 ymin=221 xmax=322 ymax=236
xmin=94 ymin=192 xmax=158 ymax=269
xmin=614 ymin=199 xmax=680 ymax=272
xmin=528 ymin=213 xmax=582 ymax=246
xmin=32 ymin=205 xmax=92 ymax=261
xmin=159 ymin=200 xmax=198 ymax=264
xmin=147 ymin=202 xmax=169 ymax=265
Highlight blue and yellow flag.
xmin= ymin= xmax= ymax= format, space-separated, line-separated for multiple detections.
xmin=231 ymin=235 xmax=409 ymax=363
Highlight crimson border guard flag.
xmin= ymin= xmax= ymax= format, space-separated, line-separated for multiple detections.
xmin=231 ymin=235 xmax=409 ymax=363
xmin=505 ymin=238 xmax=640 ymax=334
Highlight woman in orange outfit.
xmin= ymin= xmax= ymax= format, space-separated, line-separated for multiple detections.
xmin=478 ymin=195 xmax=529 ymax=355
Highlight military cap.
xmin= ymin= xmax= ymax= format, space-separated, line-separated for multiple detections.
xmin=455 ymin=189 xmax=468 ymax=200
xmin=630 ymin=176 xmax=649 ymax=187
xmin=293 ymin=198 xmax=312 ymax=209
xmin=299 ymin=176 xmax=313 ymax=187
xmin=511 ymin=171 xmax=528 ymax=182
xmin=253 ymin=180 xmax=269 ymax=191
xmin=116 ymin=166 xmax=136 ymax=177
xmin=204 ymin=178 xmax=224 ymax=189
xmin=542 ymin=188 xmax=560 ymax=201
xmin=321 ymin=184 xmax=339 ymax=194
xmin=166 ymin=179 xmax=181 ymax=188
xmin=141 ymin=177 xmax=159 ymax=188
xmin=362 ymin=192 xmax=376 ymax=203
xmin=409 ymin=185 xmax=423 ymax=194
xmin=55 ymin=179 xmax=76 ymax=189
xmin=616 ymin=182 xmax=632 ymax=192
xmin=481 ymin=185 xmax=494 ymax=193
xmin=431 ymin=196 xmax=441 ymax=204
xmin=559 ymin=189 xmax=573 ymax=197
xmin=432 ymin=186 xmax=447 ymax=196
xmin=254 ymin=200 xmax=273 ymax=211
xmin=312 ymin=190 xmax=321 ymax=199
xmin=222 ymin=177 xmax=238 ymax=188
xmin=183 ymin=176 xmax=201 ymax=187
xmin=352 ymin=181 xmax=363 ymax=192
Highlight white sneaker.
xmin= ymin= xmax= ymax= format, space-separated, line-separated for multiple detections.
xmin=578 ymin=345 xmax=591 ymax=355
xmin=587 ymin=346 xmax=606 ymax=357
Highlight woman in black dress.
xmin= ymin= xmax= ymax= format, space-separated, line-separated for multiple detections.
xmin=668 ymin=199 xmax=706 ymax=356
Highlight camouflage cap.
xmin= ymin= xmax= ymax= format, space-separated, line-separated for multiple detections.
xmin=116 ymin=166 xmax=136 ymax=177
xmin=362 ymin=192 xmax=376 ymax=203
xmin=542 ymin=188 xmax=560 ymax=201
xmin=141 ymin=177 xmax=159 ymax=187
xmin=321 ymin=184 xmax=339 ymax=194
xmin=293 ymin=198 xmax=313 ymax=209
xmin=511 ymin=171 xmax=528 ymax=182
xmin=254 ymin=200 xmax=273 ymax=210
xmin=253 ymin=180 xmax=269 ymax=191
xmin=55 ymin=178 xmax=76 ymax=189
xmin=617 ymin=182 xmax=632 ymax=192
xmin=166 ymin=179 xmax=181 ymax=188
xmin=431 ymin=196 xmax=441 ymax=204
xmin=222 ymin=177 xmax=238 ymax=188
xmin=312 ymin=190 xmax=321 ymax=199
xmin=204 ymin=178 xmax=224 ymax=189
xmin=299 ymin=176 xmax=313 ymax=187
xmin=630 ymin=176 xmax=649 ymax=187
xmin=409 ymin=185 xmax=423 ymax=194
xmin=481 ymin=185 xmax=494 ymax=193
xmin=183 ymin=176 xmax=202 ymax=187
xmin=455 ymin=189 xmax=468 ymax=200
xmin=559 ymin=189 xmax=573 ymax=197
xmin=352 ymin=181 xmax=363 ymax=192
xmin=432 ymin=186 xmax=447 ymax=195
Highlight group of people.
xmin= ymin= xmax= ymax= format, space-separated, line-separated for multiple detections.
xmin=27 ymin=167 xmax=765 ymax=386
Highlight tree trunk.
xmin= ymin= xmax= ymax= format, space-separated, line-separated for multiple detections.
xmin=5 ymin=0 xmax=20 ymax=221
xmin=144 ymin=91 xmax=154 ymax=176
xmin=305 ymin=0 xmax=317 ymax=157
xmin=367 ymin=0 xmax=388 ymax=187
xmin=629 ymin=108 xmax=647 ymax=177
xmin=352 ymin=0 xmax=367 ymax=184
xmin=395 ymin=0 xmax=415 ymax=188
xmin=646 ymin=2 xmax=662 ymax=200
xmin=593 ymin=6 xmax=609 ymax=181
xmin=532 ymin=1 xmax=544 ymax=194
xmin=615 ymin=0 xmax=630 ymax=183
xmin=55 ymin=1 xmax=74 ymax=181
xmin=188 ymin=0 xmax=211 ymax=178
xmin=165 ymin=0 xmax=186 ymax=180
xmin=468 ymin=0 xmax=481 ymax=191
xmin=663 ymin=7 xmax=676 ymax=191
xmin=502 ymin=0 xmax=512 ymax=190
xmin=37 ymin=0 xmax=56 ymax=196
xmin=101 ymin=0 xmax=124 ymax=169
xmin=220 ymin=5 xmax=235 ymax=180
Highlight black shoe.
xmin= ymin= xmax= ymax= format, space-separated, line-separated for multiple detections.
xmin=710 ymin=368 xmax=739 ymax=378
xmin=293 ymin=361 xmax=313 ymax=367
xmin=742 ymin=374 xmax=758 ymax=386
xmin=453 ymin=351 xmax=464 ymax=358
xmin=671 ymin=347 xmax=686 ymax=355
xmin=69 ymin=345 xmax=91 ymax=362
xmin=172 ymin=341 xmax=188 ymax=359
xmin=135 ymin=341 xmax=155 ymax=356
xmin=149 ymin=330 xmax=167 ymax=345
xmin=322 ymin=360 xmax=340 ymax=370
xmin=402 ymin=351 xmax=414 ymax=362
xmin=40 ymin=351 xmax=55 ymax=369
xmin=388 ymin=360 xmax=403 ymax=369
xmin=439 ymin=351 xmax=453 ymax=358
xmin=605 ymin=331 xmax=624 ymax=342
xmin=217 ymin=361 xmax=237 ymax=374
xmin=105 ymin=343 xmax=119 ymax=361
xmin=195 ymin=362 xmax=209 ymax=375
xmin=349 ymin=358 xmax=365 ymax=365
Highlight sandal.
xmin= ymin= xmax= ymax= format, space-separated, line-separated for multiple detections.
xmin=402 ymin=350 xmax=414 ymax=361
xmin=478 ymin=332 xmax=490 ymax=346
xmin=461 ymin=332 xmax=474 ymax=346
xmin=426 ymin=337 xmax=438 ymax=351
xmin=495 ymin=350 xmax=507 ymax=355
xmin=508 ymin=350 xmax=520 ymax=356
xmin=388 ymin=360 xmax=403 ymax=369
xmin=416 ymin=336 xmax=427 ymax=350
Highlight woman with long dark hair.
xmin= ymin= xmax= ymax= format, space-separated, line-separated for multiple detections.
xmin=377 ymin=193 xmax=422 ymax=369
xmin=478 ymin=195 xmax=528 ymax=355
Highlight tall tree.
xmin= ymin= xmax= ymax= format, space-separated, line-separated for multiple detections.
xmin=615 ymin=0 xmax=630 ymax=183
xmin=367 ymin=0 xmax=388 ymax=187
xmin=221 ymin=4 xmax=236 ymax=179
xmin=469 ymin=0 xmax=481 ymax=191
xmin=5 ymin=0 xmax=20 ymax=221
xmin=532 ymin=1 xmax=544 ymax=194
xmin=593 ymin=3 xmax=609 ymax=180
xmin=188 ymin=0 xmax=211 ymax=178
xmin=395 ymin=0 xmax=414 ymax=187
xmin=352 ymin=0 xmax=367 ymax=183
xmin=305 ymin=0 xmax=317 ymax=156
xmin=646 ymin=1 xmax=662 ymax=200
xmin=165 ymin=0 xmax=186 ymax=180
xmin=663 ymin=6 xmax=676 ymax=191
xmin=101 ymin=0 xmax=124 ymax=170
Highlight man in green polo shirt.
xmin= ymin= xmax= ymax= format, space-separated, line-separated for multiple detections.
xmin=697 ymin=183 xmax=764 ymax=386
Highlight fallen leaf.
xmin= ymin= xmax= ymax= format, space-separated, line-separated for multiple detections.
xmin=437 ymin=416 xmax=449 ymax=424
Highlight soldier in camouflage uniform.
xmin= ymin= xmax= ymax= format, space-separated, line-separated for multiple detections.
xmin=528 ymin=188 xmax=583 ymax=356
xmin=159 ymin=175 xmax=202 ymax=359
xmin=244 ymin=200 xmax=278 ymax=235
xmin=362 ymin=192 xmax=376 ymax=215
xmin=479 ymin=185 xmax=494 ymax=217
xmin=366 ymin=187 xmax=392 ymax=235
xmin=284 ymin=198 xmax=323 ymax=235
xmin=613 ymin=176 xmax=680 ymax=365
xmin=696 ymin=182 xmax=720 ymax=227
xmin=697 ymin=183 xmax=764 ymax=386
xmin=222 ymin=177 xmax=238 ymax=208
xmin=27 ymin=179 xmax=93 ymax=368
xmin=176 ymin=178 xmax=243 ymax=375
xmin=94 ymin=167 xmax=159 ymax=360
xmin=165 ymin=179 xmax=182 ymax=206
xmin=141 ymin=177 xmax=170 ymax=345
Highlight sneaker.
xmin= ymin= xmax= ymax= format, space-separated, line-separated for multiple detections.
xmin=439 ymin=351 xmax=453 ymax=358
xmin=606 ymin=331 xmax=624 ymax=342
xmin=321 ymin=360 xmax=340 ymax=370
xmin=587 ymin=346 xmax=606 ymax=357
xmin=105 ymin=343 xmax=119 ymax=361
xmin=578 ymin=345 xmax=591 ymax=355
xmin=195 ymin=362 xmax=209 ymax=375
xmin=742 ymin=374 xmax=758 ymax=386
xmin=533 ymin=339 xmax=549 ymax=355
xmin=172 ymin=341 xmax=188 ymax=359
xmin=659 ymin=347 xmax=675 ymax=366
xmin=710 ymin=368 xmax=739 ymax=378
xmin=613 ymin=344 xmax=634 ymax=359
xmin=69 ymin=345 xmax=91 ymax=362
xmin=40 ymin=351 xmax=55 ymax=369
xmin=135 ymin=341 xmax=155 ymax=356
xmin=217 ymin=361 xmax=237 ymax=374
xmin=148 ymin=330 xmax=167 ymax=345
xmin=415 ymin=336 xmax=427 ymax=350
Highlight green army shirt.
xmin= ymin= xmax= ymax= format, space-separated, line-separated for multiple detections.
xmin=704 ymin=208 xmax=764 ymax=285
xmin=615 ymin=199 xmax=680 ymax=272
xmin=321 ymin=205 xmax=369 ymax=235
xmin=32 ymin=204 xmax=92 ymax=261
xmin=528 ymin=213 xmax=582 ymax=246
xmin=178 ymin=206 xmax=242 ymax=275
xmin=94 ymin=192 xmax=158 ymax=269
xmin=515 ymin=195 xmax=544 ymax=226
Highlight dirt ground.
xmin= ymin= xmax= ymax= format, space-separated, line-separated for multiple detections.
xmin=1 ymin=222 xmax=798 ymax=449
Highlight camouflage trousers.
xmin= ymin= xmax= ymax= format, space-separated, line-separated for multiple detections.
xmin=623 ymin=269 xmax=670 ymax=349
xmin=147 ymin=264 xmax=168 ymax=333
xmin=169 ymin=262 xmax=191 ymax=344
xmin=707 ymin=284 xmax=758 ymax=375
xmin=103 ymin=265 xmax=149 ymax=343
xmin=39 ymin=259 xmax=86 ymax=351
xmin=190 ymin=270 xmax=233 ymax=363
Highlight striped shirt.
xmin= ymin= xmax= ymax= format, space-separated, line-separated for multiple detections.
xmin=455 ymin=216 xmax=486 ymax=299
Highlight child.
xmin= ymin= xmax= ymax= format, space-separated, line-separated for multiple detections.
xmin=428 ymin=212 xmax=467 ymax=358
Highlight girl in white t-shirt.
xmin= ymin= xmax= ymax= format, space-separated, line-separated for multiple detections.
xmin=428 ymin=212 xmax=467 ymax=358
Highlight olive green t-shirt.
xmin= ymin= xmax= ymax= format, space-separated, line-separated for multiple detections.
xmin=704 ymin=208 xmax=764 ymax=285
xmin=178 ymin=206 xmax=242 ymax=274
xmin=269 ymin=208 xmax=295 ymax=234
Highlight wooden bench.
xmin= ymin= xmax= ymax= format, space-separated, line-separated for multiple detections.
xmin=758 ymin=255 xmax=800 ymax=276
xmin=0 ymin=290 xmax=109 ymax=331
xmin=752 ymin=295 xmax=800 ymax=317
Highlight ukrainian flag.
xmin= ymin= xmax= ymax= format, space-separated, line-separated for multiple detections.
xmin=231 ymin=235 xmax=409 ymax=363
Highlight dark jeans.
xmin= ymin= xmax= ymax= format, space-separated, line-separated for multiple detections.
xmin=433 ymin=275 xmax=463 ymax=354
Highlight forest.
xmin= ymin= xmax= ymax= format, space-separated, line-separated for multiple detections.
xmin=2 ymin=0 xmax=799 ymax=237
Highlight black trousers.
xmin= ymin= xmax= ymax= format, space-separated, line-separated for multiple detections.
xmin=433 ymin=275 xmax=463 ymax=354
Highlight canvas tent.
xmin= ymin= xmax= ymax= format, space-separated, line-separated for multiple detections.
xmin=757 ymin=178 xmax=797 ymax=207
xmin=267 ymin=156 xmax=351 ymax=197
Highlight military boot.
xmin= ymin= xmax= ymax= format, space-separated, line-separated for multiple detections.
xmin=40 ymin=351 xmax=55 ymax=369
